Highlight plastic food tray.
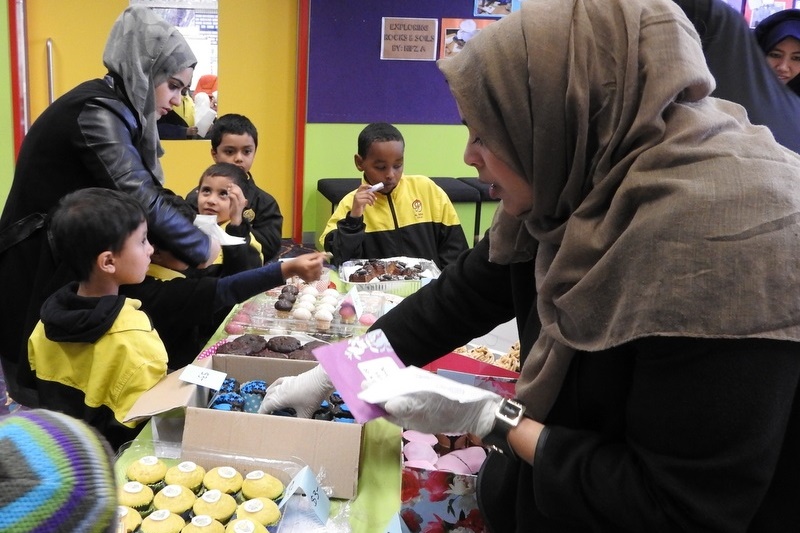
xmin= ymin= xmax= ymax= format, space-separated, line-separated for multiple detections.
xmin=225 ymin=290 xmax=390 ymax=342
xmin=339 ymin=257 xmax=440 ymax=297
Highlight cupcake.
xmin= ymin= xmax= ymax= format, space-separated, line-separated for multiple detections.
xmin=279 ymin=292 xmax=296 ymax=303
xmin=140 ymin=509 xmax=186 ymax=533
xmin=117 ymin=505 xmax=143 ymax=533
xmin=210 ymin=393 xmax=245 ymax=412
xmin=297 ymin=293 xmax=316 ymax=305
xmin=291 ymin=307 xmax=312 ymax=321
xmin=165 ymin=461 xmax=206 ymax=494
xmin=181 ymin=515 xmax=225 ymax=533
xmin=315 ymin=303 xmax=336 ymax=315
xmin=235 ymin=498 xmax=281 ymax=527
xmin=313 ymin=400 xmax=334 ymax=421
xmin=358 ymin=312 xmax=377 ymax=326
xmin=126 ymin=455 xmax=168 ymax=491
xmin=314 ymin=309 xmax=333 ymax=331
xmin=219 ymin=378 xmax=239 ymax=394
xmin=300 ymin=286 xmax=319 ymax=297
xmin=338 ymin=301 xmax=356 ymax=324
xmin=224 ymin=518 xmax=268 ymax=533
xmin=203 ymin=467 xmax=244 ymax=498
xmin=153 ymin=484 xmax=196 ymax=520
xmin=295 ymin=300 xmax=315 ymax=312
xmin=333 ymin=402 xmax=355 ymax=422
xmin=280 ymin=284 xmax=299 ymax=296
xmin=192 ymin=490 xmax=237 ymax=524
xmin=319 ymin=294 xmax=339 ymax=306
xmin=274 ymin=298 xmax=293 ymax=318
xmin=118 ymin=481 xmax=155 ymax=516
xmin=241 ymin=470 xmax=284 ymax=501
xmin=240 ymin=381 xmax=268 ymax=414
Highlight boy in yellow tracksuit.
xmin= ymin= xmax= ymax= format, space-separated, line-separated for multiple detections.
xmin=320 ymin=122 xmax=468 ymax=269
xmin=28 ymin=188 xmax=167 ymax=450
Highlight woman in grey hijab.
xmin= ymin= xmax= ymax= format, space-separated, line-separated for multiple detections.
xmin=0 ymin=6 xmax=220 ymax=408
xmin=264 ymin=0 xmax=800 ymax=530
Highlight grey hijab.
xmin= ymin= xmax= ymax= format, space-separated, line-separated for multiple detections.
xmin=439 ymin=0 xmax=800 ymax=419
xmin=102 ymin=6 xmax=196 ymax=183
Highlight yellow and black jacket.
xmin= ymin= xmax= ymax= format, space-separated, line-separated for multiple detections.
xmin=320 ymin=175 xmax=468 ymax=269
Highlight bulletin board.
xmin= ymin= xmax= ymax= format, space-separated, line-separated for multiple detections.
xmin=307 ymin=1 xmax=482 ymax=125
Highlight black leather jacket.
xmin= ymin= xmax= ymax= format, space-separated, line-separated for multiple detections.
xmin=1 ymin=74 xmax=209 ymax=265
xmin=0 ymin=75 xmax=210 ymax=404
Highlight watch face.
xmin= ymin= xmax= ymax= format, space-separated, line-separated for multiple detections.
xmin=497 ymin=399 xmax=525 ymax=426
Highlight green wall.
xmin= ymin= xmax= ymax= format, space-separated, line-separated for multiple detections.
xmin=0 ymin=3 xmax=13 ymax=204
xmin=302 ymin=123 xmax=477 ymax=246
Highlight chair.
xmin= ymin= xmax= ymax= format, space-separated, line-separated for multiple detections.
xmin=457 ymin=177 xmax=500 ymax=245
xmin=317 ymin=178 xmax=362 ymax=213
xmin=430 ymin=178 xmax=481 ymax=247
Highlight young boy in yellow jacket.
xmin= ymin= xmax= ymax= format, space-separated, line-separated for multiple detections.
xmin=27 ymin=188 xmax=166 ymax=450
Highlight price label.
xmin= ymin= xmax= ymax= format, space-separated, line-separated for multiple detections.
xmin=346 ymin=286 xmax=364 ymax=318
xmin=179 ymin=365 xmax=226 ymax=391
xmin=278 ymin=465 xmax=330 ymax=524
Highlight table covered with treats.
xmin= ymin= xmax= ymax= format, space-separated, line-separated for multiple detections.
xmin=116 ymin=268 xmax=520 ymax=533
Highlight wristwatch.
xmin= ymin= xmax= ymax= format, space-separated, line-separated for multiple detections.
xmin=482 ymin=398 xmax=526 ymax=460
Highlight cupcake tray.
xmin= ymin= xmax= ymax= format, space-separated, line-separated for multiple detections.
xmin=113 ymin=440 xmax=316 ymax=532
xmin=225 ymin=289 xmax=391 ymax=342
xmin=338 ymin=256 xmax=440 ymax=298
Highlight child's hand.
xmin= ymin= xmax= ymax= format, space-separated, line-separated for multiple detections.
xmin=281 ymin=252 xmax=326 ymax=283
xmin=350 ymin=184 xmax=379 ymax=218
xmin=227 ymin=184 xmax=248 ymax=226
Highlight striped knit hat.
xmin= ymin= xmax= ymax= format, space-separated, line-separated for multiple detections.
xmin=0 ymin=410 xmax=118 ymax=532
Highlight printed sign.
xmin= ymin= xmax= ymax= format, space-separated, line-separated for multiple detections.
xmin=381 ymin=17 xmax=438 ymax=61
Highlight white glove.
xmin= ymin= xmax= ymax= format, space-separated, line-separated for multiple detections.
xmin=258 ymin=365 xmax=335 ymax=418
xmin=381 ymin=387 xmax=502 ymax=438
xmin=358 ymin=366 xmax=503 ymax=437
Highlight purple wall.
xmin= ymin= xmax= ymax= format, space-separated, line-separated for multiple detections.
xmin=307 ymin=1 xmax=477 ymax=125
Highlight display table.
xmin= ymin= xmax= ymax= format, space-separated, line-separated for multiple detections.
xmin=116 ymin=296 xmax=404 ymax=532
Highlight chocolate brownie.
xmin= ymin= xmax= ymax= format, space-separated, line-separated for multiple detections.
xmin=266 ymin=335 xmax=302 ymax=354
xmin=302 ymin=340 xmax=328 ymax=351
xmin=287 ymin=349 xmax=316 ymax=361
xmin=253 ymin=347 xmax=288 ymax=359
xmin=219 ymin=334 xmax=267 ymax=355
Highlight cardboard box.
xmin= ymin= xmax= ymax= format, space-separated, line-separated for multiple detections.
xmin=126 ymin=354 xmax=363 ymax=499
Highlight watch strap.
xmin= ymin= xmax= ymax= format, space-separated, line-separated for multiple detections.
xmin=482 ymin=398 xmax=525 ymax=460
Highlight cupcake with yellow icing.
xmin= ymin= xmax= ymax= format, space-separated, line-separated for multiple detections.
xmin=118 ymin=481 xmax=155 ymax=515
xmin=117 ymin=505 xmax=143 ymax=533
xmin=240 ymin=470 xmax=284 ymax=501
xmin=191 ymin=489 xmax=237 ymax=524
xmin=165 ymin=461 xmax=206 ymax=494
xmin=203 ymin=466 xmax=243 ymax=499
xmin=234 ymin=498 xmax=281 ymax=527
xmin=224 ymin=518 xmax=268 ymax=533
xmin=126 ymin=455 xmax=168 ymax=491
xmin=140 ymin=509 xmax=186 ymax=533
xmin=181 ymin=514 xmax=225 ymax=533
xmin=153 ymin=484 xmax=196 ymax=520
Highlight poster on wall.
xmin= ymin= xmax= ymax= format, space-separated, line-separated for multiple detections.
xmin=474 ymin=0 xmax=523 ymax=17
xmin=744 ymin=0 xmax=795 ymax=27
xmin=440 ymin=18 xmax=496 ymax=59
xmin=381 ymin=18 xmax=439 ymax=61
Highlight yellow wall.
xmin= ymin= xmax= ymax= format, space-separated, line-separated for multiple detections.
xmin=10 ymin=0 xmax=298 ymax=237
xmin=0 ymin=3 xmax=13 ymax=204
